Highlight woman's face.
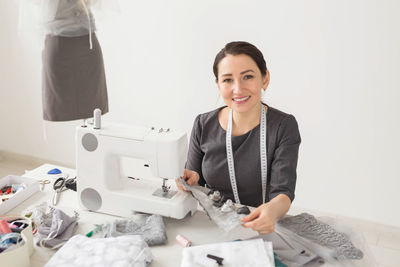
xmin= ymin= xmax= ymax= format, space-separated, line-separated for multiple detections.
xmin=217 ymin=54 xmax=269 ymax=114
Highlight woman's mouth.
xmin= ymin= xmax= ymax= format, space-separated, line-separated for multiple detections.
xmin=232 ymin=96 xmax=250 ymax=104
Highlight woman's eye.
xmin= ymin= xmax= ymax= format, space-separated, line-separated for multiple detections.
xmin=223 ymin=78 xmax=232 ymax=83
xmin=243 ymin=75 xmax=254 ymax=80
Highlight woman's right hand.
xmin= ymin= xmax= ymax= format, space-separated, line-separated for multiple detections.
xmin=175 ymin=169 xmax=200 ymax=191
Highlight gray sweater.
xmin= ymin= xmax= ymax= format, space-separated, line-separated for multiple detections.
xmin=186 ymin=105 xmax=301 ymax=207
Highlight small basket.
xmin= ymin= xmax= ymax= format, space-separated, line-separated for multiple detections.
xmin=0 ymin=175 xmax=39 ymax=215
xmin=0 ymin=216 xmax=33 ymax=267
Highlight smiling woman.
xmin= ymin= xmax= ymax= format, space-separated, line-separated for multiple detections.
xmin=216 ymin=53 xmax=270 ymax=136
xmin=176 ymin=41 xmax=301 ymax=234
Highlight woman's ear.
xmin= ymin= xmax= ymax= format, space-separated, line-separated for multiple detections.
xmin=263 ymin=70 xmax=270 ymax=90
xmin=216 ymin=79 xmax=222 ymax=91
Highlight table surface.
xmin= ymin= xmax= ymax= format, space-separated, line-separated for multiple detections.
xmin=10 ymin=164 xmax=260 ymax=267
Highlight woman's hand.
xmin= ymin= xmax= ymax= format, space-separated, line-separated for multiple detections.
xmin=241 ymin=203 xmax=278 ymax=234
xmin=241 ymin=194 xmax=291 ymax=234
xmin=175 ymin=169 xmax=200 ymax=191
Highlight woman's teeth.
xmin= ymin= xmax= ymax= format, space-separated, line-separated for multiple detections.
xmin=233 ymin=96 xmax=250 ymax=102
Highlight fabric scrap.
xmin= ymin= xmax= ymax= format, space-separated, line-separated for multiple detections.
xmin=181 ymin=238 xmax=274 ymax=267
xmin=178 ymin=177 xmax=244 ymax=232
xmin=277 ymin=213 xmax=363 ymax=260
xmin=28 ymin=203 xmax=79 ymax=249
xmin=45 ymin=234 xmax=152 ymax=267
xmin=95 ymin=214 xmax=167 ymax=246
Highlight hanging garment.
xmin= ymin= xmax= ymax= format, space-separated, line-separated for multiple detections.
xmin=19 ymin=0 xmax=110 ymax=121
xmin=40 ymin=0 xmax=96 ymax=38
xmin=42 ymin=32 xmax=108 ymax=121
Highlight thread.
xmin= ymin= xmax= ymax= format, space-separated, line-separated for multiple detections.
xmin=0 ymin=219 xmax=11 ymax=234
xmin=176 ymin=234 xmax=192 ymax=247
xmin=93 ymin=108 xmax=101 ymax=129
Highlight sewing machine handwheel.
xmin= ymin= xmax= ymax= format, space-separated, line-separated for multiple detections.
xmin=80 ymin=187 xmax=102 ymax=211
xmin=81 ymin=133 xmax=98 ymax=152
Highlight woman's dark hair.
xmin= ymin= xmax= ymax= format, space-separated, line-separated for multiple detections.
xmin=213 ymin=41 xmax=267 ymax=81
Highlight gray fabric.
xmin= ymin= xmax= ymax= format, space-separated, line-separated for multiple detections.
xmin=36 ymin=209 xmax=79 ymax=249
xmin=96 ymin=214 xmax=167 ymax=246
xmin=178 ymin=177 xmax=244 ymax=232
xmin=42 ymin=33 xmax=109 ymax=121
xmin=186 ymin=105 xmax=301 ymax=207
xmin=254 ymin=232 xmax=324 ymax=267
xmin=277 ymin=213 xmax=363 ymax=260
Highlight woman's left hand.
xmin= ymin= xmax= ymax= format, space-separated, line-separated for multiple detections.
xmin=241 ymin=194 xmax=291 ymax=234
xmin=241 ymin=203 xmax=278 ymax=234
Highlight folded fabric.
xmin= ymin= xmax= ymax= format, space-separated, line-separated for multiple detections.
xmin=255 ymin=232 xmax=324 ymax=266
xmin=181 ymin=238 xmax=274 ymax=267
xmin=45 ymin=234 xmax=153 ymax=267
xmin=95 ymin=214 xmax=167 ymax=246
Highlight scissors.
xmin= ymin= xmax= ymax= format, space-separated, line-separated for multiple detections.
xmin=39 ymin=180 xmax=50 ymax=191
xmin=52 ymin=177 xmax=76 ymax=205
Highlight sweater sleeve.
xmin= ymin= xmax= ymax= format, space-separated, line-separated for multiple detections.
xmin=269 ymin=114 xmax=301 ymax=202
xmin=185 ymin=114 xmax=206 ymax=186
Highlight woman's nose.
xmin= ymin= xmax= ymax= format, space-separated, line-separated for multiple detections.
xmin=233 ymin=81 xmax=244 ymax=94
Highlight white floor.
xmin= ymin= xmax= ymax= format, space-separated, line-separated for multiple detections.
xmin=1 ymin=153 xmax=399 ymax=267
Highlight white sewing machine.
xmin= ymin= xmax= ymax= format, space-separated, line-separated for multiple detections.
xmin=76 ymin=112 xmax=197 ymax=219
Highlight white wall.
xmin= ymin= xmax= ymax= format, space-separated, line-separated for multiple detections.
xmin=1 ymin=0 xmax=399 ymax=226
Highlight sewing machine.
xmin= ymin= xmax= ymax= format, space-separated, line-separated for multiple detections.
xmin=76 ymin=112 xmax=198 ymax=219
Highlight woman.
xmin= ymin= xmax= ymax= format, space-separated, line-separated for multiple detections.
xmin=177 ymin=41 xmax=301 ymax=234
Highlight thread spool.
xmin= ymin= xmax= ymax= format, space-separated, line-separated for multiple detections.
xmin=176 ymin=234 xmax=192 ymax=247
xmin=93 ymin=108 xmax=101 ymax=129
xmin=0 ymin=219 xmax=11 ymax=234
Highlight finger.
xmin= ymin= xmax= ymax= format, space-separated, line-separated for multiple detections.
xmin=257 ymin=224 xmax=275 ymax=235
xmin=186 ymin=176 xmax=198 ymax=186
xmin=175 ymin=179 xmax=187 ymax=191
xmin=183 ymin=169 xmax=193 ymax=182
xmin=242 ymin=217 xmax=263 ymax=229
xmin=241 ymin=207 xmax=261 ymax=222
xmin=183 ymin=169 xmax=189 ymax=180
xmin=242 ymin=222 xmax=253 ymax=228
xmin=247 ymin=220 xmax=275 ymax=234
xmin=243 ymin=212 xmax=269 ymax=228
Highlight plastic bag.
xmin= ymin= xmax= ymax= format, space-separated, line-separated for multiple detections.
xmin=18 ymin=0 xmax=120 ymax=39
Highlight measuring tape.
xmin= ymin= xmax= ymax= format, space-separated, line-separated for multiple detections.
xmin=226 ymin=104 xmax=267 ymax=204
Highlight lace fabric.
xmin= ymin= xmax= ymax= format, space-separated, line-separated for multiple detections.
xmin=277 ymin=213 xmax=363 ymax=260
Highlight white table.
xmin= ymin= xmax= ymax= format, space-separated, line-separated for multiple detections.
xmin=10 ymin=164 xmax=259 ymax=267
